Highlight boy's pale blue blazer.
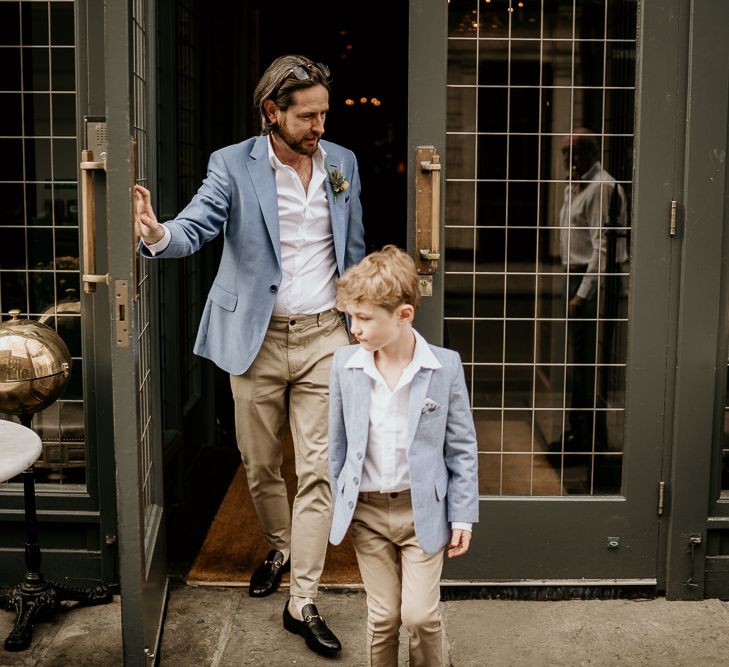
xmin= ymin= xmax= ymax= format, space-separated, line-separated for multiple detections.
xmin=139 ymin=135 xmax=365 ymax=375
xmin=328 ymin=342 xmax=479 ymax=554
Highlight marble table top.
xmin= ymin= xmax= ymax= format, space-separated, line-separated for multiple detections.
xmin=0 ymin=419 xmax=42 ymax=483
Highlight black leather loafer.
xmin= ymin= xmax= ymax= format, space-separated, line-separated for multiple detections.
xmin=283 ymin=601 xmax=342 ymax=656
xmin=248 ymin=550 xmax=289 ymax=597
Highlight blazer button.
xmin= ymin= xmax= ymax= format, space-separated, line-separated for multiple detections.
xmin=356 ymin=452 xmax=363 ymax=460
xmin=347 ymin=501 xmax=354 ymax=509
xmin=353 ymin=477 xmax=359 ymax=485
xmin=270 ymin=285 xmax=278 ymax=293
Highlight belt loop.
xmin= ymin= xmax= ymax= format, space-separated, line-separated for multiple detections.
xmin=317 ymin=312 xmax=321 ymax=326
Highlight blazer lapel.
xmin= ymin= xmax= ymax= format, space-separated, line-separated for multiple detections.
xmin=247 ymin=136 xmax=281 ymax=266
xmin=324 ymin=152 xmax=347 ymax=274
xmin=347 ymin=367 xmax=372 ymax=452
xmin=406 ymin=368 xmax=434 ymax=449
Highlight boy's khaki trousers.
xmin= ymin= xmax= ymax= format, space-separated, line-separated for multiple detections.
xmin=352 ymin=490 xmax=445 ymax=667
xmin=229 ymin=309 xmax=348 ymax=598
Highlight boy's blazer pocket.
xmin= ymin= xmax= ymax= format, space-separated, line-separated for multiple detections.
xmin=421 ymin=398 xmax=441 ymax=414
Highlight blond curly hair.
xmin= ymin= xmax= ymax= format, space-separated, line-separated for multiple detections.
xmin=336 ymin=245 xmax=421 ymax=313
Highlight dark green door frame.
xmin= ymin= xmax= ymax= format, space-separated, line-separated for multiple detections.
xmin=663 ymin=0 xmax=729 ymax=600
xmin=104 ymin=0 xmax=168 ymax=663
xmin=408 ymin=0 xmax=447 ymax=345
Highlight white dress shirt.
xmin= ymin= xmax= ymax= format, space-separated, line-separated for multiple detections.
xmin=559 ymin=161 xmax=628 ymax=300
xmin=145 ymin=137 xmax=339 ymax=315
xmin=345 ymin=329 xmax=472 ymax=532
xmin=268 ymin=138 xmax=338 ymax=315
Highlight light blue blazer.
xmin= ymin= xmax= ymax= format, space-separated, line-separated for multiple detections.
xmin=328 ymin=343 xmax=479 ymax=554
xmin=139 ymin=135 xmax=365 ymax=375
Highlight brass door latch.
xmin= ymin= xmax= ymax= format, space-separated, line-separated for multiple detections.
xmin=414 ymin=146 xmax=442 ymax=297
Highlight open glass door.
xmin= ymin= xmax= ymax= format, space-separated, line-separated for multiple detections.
xmin=78 ymin=0 xmax=167 ymax=662
xmin=413 ymin=0 xmax=678 ymax=583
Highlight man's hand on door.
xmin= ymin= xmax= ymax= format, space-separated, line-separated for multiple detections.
xmin=134 ymin=185 xmax=165 ymax=246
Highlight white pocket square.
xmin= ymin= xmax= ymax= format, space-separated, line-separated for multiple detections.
xmin=421 ymin=399 xmax=440 ymax=414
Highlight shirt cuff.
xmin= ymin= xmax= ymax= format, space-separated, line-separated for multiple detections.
xmin=576 ymin=283 xmax=594 ymax=300
xmin=451 ymin=522 xmax=472 ymax=532
xmin=144 ymin=225 xmax=171 ymax=256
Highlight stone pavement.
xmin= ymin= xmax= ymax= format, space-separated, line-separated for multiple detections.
xmin=1 ymin=584 xmax=729 ymax=666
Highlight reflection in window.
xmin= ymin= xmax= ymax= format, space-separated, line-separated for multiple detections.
xmin=446 ymin=0 xmax=636 ymax=496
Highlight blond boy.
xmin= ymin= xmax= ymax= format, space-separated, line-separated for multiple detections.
xmin=328 ymin=245 xmax=479 ymax=666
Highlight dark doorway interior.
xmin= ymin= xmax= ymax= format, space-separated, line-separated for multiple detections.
xmin=254 ymin=0 xmax=409 ymax=252
xmin=159 ymin=1 xmax=409 ymax=572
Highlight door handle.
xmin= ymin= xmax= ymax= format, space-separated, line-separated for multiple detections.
xmin=80 ymin=148 xmax=110 ymax=293
xmin=414 ymin=146 xmax=441 ymax=297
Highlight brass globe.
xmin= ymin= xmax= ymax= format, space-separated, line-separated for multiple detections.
xmin=0 ymin=310 xmax=72 ymax=415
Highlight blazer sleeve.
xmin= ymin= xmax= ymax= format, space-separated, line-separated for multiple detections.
xmin=444 ymin=352 xmax=480 ymax=524
xmin=344 ymin=154 xmax=365 ymax=269
xmin=139 ymin=150 xmax=232 ymax=259
xmin=328 ymin=350 xmax=347 ymax=494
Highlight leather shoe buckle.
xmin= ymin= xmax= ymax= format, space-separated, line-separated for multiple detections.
xmin=265 ymin=559 xmax=283 ymax=568
xmin=304 ymin=614 xmax=322 ymax=623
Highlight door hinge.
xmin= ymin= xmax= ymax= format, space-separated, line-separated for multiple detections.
xmin=669 ymin=200 xmax=678 ymax=236
xmin=658 ymin=480 xmax=665 ymax=516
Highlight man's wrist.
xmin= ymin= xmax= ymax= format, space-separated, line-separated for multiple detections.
xmin=452 ymin=522 xmax=472 ymax=532
xmin=144 ymin=225 xmax=171 ymax=255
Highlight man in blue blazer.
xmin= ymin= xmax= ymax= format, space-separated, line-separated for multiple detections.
xmin=134 ymin=55 xmax=365 ymax=656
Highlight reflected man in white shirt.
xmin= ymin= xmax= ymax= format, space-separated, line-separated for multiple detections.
xmin=133 ymin=55 xmax=365 ymax=657
xmin=559 ymin=128 xmax=627 ymax=458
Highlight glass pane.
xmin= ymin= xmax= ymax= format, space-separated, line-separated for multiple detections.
xmin=447 ymin=0 xmax=635 ymax=496
xmin=0 ymin=2 xmax=85 ymax=487
xmin=21 ymin=3 xmax=48 ymax=46
xmin=50 ymin=3 xmax=75 ymax=47
xmin=0 ymin=3 xmax=20 ymax=47
xmin=51 ymin=47 xmax=75 ymax=91
xmin=24 ymin=92 xmax=51 ymax=135
xmin=0 ymin=183 xmax=24 ymax=225
xmin=0 ymin=93 xmax=22 ymax=135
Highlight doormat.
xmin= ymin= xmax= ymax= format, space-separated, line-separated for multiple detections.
xmin=187 ymin=429 xmax=361 ymax=587
xmin=441 ymin=585 xmax=658 ymax=601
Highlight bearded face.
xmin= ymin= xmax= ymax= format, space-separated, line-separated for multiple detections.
xmin=268 ymin=84 xmax=329 ymax=157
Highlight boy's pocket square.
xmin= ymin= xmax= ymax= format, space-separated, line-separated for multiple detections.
xmin=421 ymin=399 xmax=440 ymax=414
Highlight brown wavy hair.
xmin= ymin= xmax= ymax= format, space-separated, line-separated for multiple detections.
xmin=253 ymin=55 xmax=331 ymax=134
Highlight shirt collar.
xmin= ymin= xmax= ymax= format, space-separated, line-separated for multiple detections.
xmin=345 ymin=328 xmax=442 ymax=385
xmin=581 ymin=161 xmax=602 ymax=182
xmin=267 ymin=134 xmax=327 ymax=170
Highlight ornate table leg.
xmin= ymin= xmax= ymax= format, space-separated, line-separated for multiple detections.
xmin=2 ymin=463 xmax=112 ymax=652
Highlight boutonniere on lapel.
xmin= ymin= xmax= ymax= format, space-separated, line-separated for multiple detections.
xmin=327 ymin=167 xmax=349 ymax=203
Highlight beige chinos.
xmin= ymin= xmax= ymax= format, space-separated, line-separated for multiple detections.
xmin=351 ymin=490 xmax=445 ymax=667
xmin=229 ymin=309 xmax=349 ymax=598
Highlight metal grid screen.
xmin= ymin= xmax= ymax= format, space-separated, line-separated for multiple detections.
xmin=0 ymin=0 xmax=84 ymax=485
xmin=446 ymin=0 xmax=636 ymax=496
xmin=132 ymin=0 xmax=158 ymax=528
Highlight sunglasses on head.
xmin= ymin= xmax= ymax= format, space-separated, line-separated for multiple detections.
xmin=289 ymin=62 xmax=331 ymax=82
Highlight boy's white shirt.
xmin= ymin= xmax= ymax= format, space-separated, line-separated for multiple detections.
xmin=344 ymin=328 xmax=472 ymax=533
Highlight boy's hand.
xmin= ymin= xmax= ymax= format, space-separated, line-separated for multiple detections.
xmin=134 ymin=184 xmax=165 ymax=246
xmin=447 ymin=528 xmax=471 ymax=558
